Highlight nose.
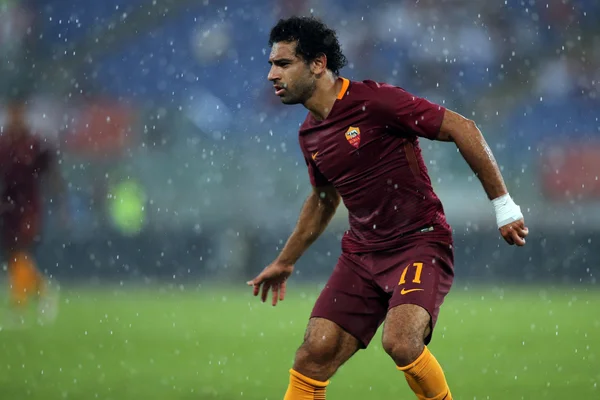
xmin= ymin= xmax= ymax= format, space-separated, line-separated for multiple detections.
xmin=267 ymin=65 xmax=278 ymax=82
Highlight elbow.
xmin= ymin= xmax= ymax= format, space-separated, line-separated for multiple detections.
xmin=447 ymin=118 xmax=481 ymax=143
xmin=462 ymin=117 xmax=481 ymax=135
xmin=438 ymin=109 xmax=482 ymax=142
xmin=465 ymin=118 xmax=479 ymax=133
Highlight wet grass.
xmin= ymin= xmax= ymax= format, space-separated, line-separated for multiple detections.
xmin=0 ymin=283 xmax=598 ymax=399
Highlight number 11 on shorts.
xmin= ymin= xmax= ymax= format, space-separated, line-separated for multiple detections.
xmin=399 ymin=262 xmax=424 ymax=294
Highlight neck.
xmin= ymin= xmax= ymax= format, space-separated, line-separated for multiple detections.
xmin=304 ymin=73 xmax=342 ymax=121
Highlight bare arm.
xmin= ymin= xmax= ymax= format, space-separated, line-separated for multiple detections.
xmin=276 ymin=184 xmax=341 ymax=265
xmin=436 ymin=109 xmax=528 ymax=246
xmin=436 ymin=109 xmax=506 ymax=200
xmin=247 ymin=184 xmax=340 ymax=305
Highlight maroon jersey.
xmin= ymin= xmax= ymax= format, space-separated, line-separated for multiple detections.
xmin=299 ymin=78 xmax=452 ymax=253
xmin=0 ymin=128 xmax=51 ymax=212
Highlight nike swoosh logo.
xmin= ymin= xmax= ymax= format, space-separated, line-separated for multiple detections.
xmin=312 ymin=151 xmax=319 ymax=160
xmin=400 ymin=288 xmax=424 ymax=295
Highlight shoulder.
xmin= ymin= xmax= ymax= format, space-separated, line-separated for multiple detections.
xmin=347 ymin=80 xmax=411 ymax=107
xmin=348 ymin=79 xmax=404 ymax=96
xmin=346 ymin=80 xmax=407 ymax=118
xmin=347 ymin=79 xmax=384 ymax=98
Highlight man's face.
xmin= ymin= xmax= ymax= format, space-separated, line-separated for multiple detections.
xmin=267 ymin=41 xmax=316 ymax=105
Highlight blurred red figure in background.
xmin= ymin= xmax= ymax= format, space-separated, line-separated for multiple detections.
xmin=0 ymin=99 xmax=65 ymax=320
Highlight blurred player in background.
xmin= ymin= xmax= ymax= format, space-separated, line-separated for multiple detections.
xmin=248 ymin=16 xmax=529 ymax=399
xmin=0 ymin=99 xmax=65 ymax=323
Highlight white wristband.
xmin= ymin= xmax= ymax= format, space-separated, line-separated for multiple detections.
xmin=491 ymin=193 xmax=523 ymax=229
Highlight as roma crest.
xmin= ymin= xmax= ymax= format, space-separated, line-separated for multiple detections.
xmin=345 ymin=126 xmax=361 ymax=148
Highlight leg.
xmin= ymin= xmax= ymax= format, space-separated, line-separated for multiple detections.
xmin=284 ymin=317 xmax=361 ymax=400
xmin=292 ymin=317 xmax=361 ymax=382
xmin=284 ymin=252 xmax=388 ymax=399
xmin=383 ymin=305 xmax=451 ymax=399
xmin=8 ymin=248 xmax=44 ymax=306
xmin=5 ymin=211 xmax=45 ymax=307
xmin=382 ymin=304 xmax=431 ymax=367
xmin=374 ymin=239 xmax=454 ymax=400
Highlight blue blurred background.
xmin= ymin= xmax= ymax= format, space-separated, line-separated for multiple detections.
xmin=1 ymin=0 xmax=599 ymax=285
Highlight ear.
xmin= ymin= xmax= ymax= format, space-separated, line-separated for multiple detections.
xmin=310 ymin=53 xmax=328 ymax=75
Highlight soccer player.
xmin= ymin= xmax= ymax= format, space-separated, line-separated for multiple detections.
xmin=0 ymin=99 xmax=65 ymax=321
xmin=247 ymin=16 xmax=528 ymax=400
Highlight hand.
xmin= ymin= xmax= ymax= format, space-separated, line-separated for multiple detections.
xmin=246 ymin=262 xmax=294 ymax=306
xmin=499 ymin=218 xmax=528 ymax=246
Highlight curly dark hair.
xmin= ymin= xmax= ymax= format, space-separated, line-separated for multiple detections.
xmin=268 ymin=16 xmax=348 ymax=76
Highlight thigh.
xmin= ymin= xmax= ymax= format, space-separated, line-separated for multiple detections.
xmin=310 ymin=252 xmax=388 ymax=348
xmin=373 ymin=239 xmax=454 ymax=344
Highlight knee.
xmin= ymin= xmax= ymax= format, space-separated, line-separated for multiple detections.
xmin=382 ymin=334 xmax=424 ymax=367
xmin=293 ymin=334 xmax=347 ymax=382
xmin=295 ymin=335 xmax=339 ymax=367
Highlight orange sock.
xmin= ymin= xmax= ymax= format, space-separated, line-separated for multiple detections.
xmin=397 ymin=346 xmax=452 ymax=400
xmin=8 ymin=251 xmax=43 ymax=307
xmin=283 ymin=369 xmax=329 ymax=400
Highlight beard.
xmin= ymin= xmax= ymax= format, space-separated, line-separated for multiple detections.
xmin=281 ymin=76 xmax=316 ymax=105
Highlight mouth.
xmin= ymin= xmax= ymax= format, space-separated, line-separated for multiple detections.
xmin=274 ymin=85 xmax=286 ymax=96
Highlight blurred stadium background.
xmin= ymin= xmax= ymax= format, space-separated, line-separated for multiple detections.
xmin=0 ymin=0 xmax=598 ymax=399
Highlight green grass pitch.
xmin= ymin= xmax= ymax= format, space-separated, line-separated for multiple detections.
xmin=0 ymin=283 xmax=598 ymax=399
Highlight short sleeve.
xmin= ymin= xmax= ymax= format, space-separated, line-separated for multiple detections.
xmin=304 ymin=156 xmax=330 ymax=188
xmin=377 ymin=84 xmax=446 ymax=140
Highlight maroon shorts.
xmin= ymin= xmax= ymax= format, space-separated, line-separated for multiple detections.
xmin=310 ymin=236 xmax=454 ymax=348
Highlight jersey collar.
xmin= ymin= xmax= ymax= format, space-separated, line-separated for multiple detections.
xmin=337 ymin=77 xmax=350 ymax=100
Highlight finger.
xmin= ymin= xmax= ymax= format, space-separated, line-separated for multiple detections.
xmin=511 ymin=229 xmax=526 ymax=246
xmin=279 ymin=281 xmax=286 ymax=301
xmin=272 ymin=284 xmax=279 ymax=306
xmin=508 ymin=228 xmax=525 ymax=246
xmin=514 ymin=237 xmax=525 ymax=246
xmin=517 ymin=228 xmax=528 ymax=239
xmin=247 ymin=274 xmax=261 ymax=286
xmin=261 ymin=282 xmax=271 ymax=303
xmin=248 ymin=273 xmax=264 ymax=294
xmin=502 ymin=230 xmax=514 ymax=245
